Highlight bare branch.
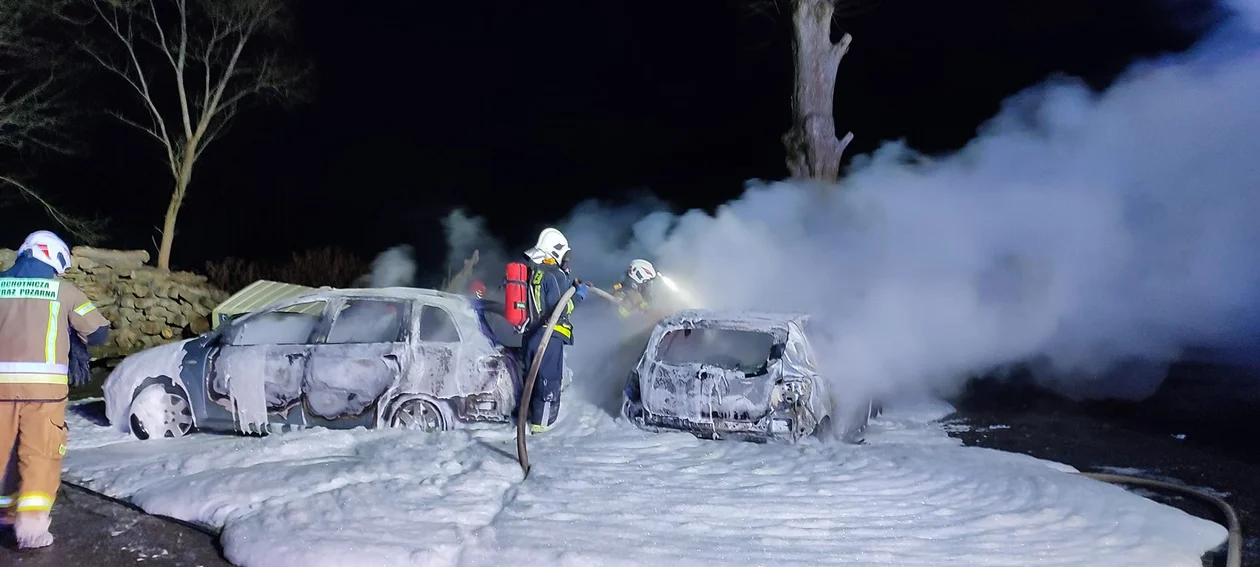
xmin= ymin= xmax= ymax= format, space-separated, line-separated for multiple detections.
xmin=831 ymin=31 xmax=853 ymax=60
xmin=0 ymin=175 xmax=108 ymax=245
xmin=86 ymin=0 xmax=177 ymax=169
xmin=162 ymin=0 xmax=195 ymax=139
xmin=195 ymin=32 xmax=249 ymax=141
xmin=0 ymin=0 xmax=105 ymax=237
xmin=145 ymin=0 xmax=178 ymax=70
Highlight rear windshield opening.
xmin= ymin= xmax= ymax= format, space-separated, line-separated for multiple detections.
xmin=656 ymin=328 xmax=776 ymax=375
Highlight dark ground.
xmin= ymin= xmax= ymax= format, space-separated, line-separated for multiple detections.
xmin=0 ymin=484 xmax=229 ymax=566
xmin=0 ymin=362 xmax=1254 ymax=566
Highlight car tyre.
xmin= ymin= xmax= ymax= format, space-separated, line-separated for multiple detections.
xmin=391 ymin=399 xmax=445 ymax=433
xmin=129 ymin=378 xmax=194 ymax=440
xmin=814 ymin=415 xmax=834 ymax=438
xmin=839 ymin=400 xmax=871 ymax=443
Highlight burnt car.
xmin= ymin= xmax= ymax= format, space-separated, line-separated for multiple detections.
xmin=104 ymin=287 xmax=556 ymax=440
xmin=620 ymin=310 xmax=875 ymax=443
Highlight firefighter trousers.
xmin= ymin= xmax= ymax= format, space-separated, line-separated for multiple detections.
xmin=524 ymin=330 xmax=565 ymax=428
xmin=0 ymin=400 xmax=69 ymax=524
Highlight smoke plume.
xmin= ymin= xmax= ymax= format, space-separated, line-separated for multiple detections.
xmin=436 ymin=0 xmax=1260 ymax=411
xmin=366 ymin=245 xmax=417 ymax=288
xmin=441 ymin=208 xmax=510 ymax=289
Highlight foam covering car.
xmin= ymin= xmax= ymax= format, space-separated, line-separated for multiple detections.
xmin=621 ymin=310 xmax=877 ymax=443
xmin=104 ymin=287 xmax=570 ymax=439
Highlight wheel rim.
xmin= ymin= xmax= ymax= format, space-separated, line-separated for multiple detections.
xmin=394 ymin=400 xmax=441 ymax=432
xmin=159 ymin=392 xmax=194 ymax=438
xmin=132 ymin=385 xmax=193 ymax=439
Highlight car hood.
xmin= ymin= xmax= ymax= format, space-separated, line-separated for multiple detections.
xmin=639 ymin=361 xmax=779 ymax=421
xmin=103 ymin=339 xmax=192 ymax=431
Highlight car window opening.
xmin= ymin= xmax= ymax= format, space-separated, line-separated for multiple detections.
xmin=657 ymin=328 xmax=776 ymax=376
xmin=417 ymin=305 xmax=461 ymax=343
xmin=327 ymin=300 xmax=405 ymax=344
xmin=232 ymin=301 xmax=327 ymax=346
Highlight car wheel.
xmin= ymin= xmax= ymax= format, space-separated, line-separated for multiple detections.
xmin=129 ymin=379 xmax=194 ymax=440
xmin=814 ymin=415 xmax=833 ymax=437
xmin=391 ymin=399 xmax=444 ymax=433
xmin=840 ymin=400 xmax=871 ymax=443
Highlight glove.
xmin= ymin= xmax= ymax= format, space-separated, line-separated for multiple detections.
xmin=67 ymin=332 xmax=92 ymax=388
xmin=574 ymin=282 xmax=589 ymax=300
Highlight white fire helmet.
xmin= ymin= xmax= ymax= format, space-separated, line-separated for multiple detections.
xmin=628 ymin=259 xmax=657 ymax=284
xmin=18 ymin=230 xmax=72 ymax=274
xmin=533 ymin=227 xmax=570 ymax=263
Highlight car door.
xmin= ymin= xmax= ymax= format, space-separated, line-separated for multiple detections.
xmin=302 ymin=298 xmax=410 ymax=424
xmin=206 ymin=299 xmax=329 ymax=433
xmin=410 ymin=303 xmax=465 ymax=394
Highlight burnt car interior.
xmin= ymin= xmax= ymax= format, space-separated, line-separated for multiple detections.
xmin=327 ymin=300 xmax=406 ymax=344
xmin=656 ymin=328 xmax=782 ymax=377
xmin=231 ymin=309 xmax=322 ymax=345
xmin=416 ymin=305 xmax=461 ymax=342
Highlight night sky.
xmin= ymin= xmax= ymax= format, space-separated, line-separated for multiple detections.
xmin=6 ymin=0 xmax=1215 ymax=271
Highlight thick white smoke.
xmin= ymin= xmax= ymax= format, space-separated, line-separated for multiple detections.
xmin=428 ymin=0 xmax=1260 ymax=413
xmin=441 ymin=208 xmax=509 ymax=286
xmin=366 ymin=245 xmax=417 ymax=288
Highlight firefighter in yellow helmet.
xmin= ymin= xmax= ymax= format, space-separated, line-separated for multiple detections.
xmin=0 ymin=230 xmax=110 ymax=548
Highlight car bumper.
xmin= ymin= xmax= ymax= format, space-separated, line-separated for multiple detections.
xmin=628 ymin=406 xmax=812 ymax=443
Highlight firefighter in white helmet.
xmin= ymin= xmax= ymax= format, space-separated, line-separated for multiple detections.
xmin=0 ymin=230 xmax=110 ymax=548
xmin=611 ymin=259 xmax=658 ymax=318
xmin=520 ymin=227 xmax=587 ymax=433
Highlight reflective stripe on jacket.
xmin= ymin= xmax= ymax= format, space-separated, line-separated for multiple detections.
xmin=0 ymin=277 xmax=110 ymax=401
xmin=528 ymin=263 xmax=576 ymax=342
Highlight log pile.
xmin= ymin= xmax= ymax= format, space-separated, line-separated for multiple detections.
xmin=0 ymin=247 xmax=230 ymax=350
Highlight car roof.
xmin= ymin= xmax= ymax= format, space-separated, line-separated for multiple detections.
xmin=657 ymin=309 xmax=809 ymax=332
xmin=269 ymin=286 xmax=480 ymax=317
xmin=280 ymin=286 xmax=469 ymax=303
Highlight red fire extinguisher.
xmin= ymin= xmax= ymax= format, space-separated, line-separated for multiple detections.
xmin=504 ymin=261 xmax=530 ymax=332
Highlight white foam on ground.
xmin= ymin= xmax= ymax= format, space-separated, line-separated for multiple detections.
xmin=62 ymin=398 xmax=1224 ymax=567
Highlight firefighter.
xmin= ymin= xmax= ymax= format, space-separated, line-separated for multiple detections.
xmin=521 ymin=228 xmax=586 ymax=433
xmin=611 ymin=259 xmax=658 ymax=318
xmin=0 ymin=230 xmax=109 ymax=548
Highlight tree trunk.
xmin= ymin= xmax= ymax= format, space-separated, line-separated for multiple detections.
xmin=782 ymin=0 xmax=855 ymax=183
xmin=157 ymin=144 xmax=197 ymax=270
xmin=156 ymin=182 xmax=184 ymax=271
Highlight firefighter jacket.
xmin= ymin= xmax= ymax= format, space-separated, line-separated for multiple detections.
xmin=611 ymin=278 xmax=652 ymax=318
xmin=528 ymin=261 xmax=583 ymax=344
xmin=0 ymin=256 xmax=110 ymax=401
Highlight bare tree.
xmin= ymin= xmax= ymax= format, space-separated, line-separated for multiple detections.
xmin=769 ymin=0 xmax=880 ymax=182
xmin=82 ymin=0 xmax=305 ymax=269
xmin=0 ymin=0 xmax=106 ymax=243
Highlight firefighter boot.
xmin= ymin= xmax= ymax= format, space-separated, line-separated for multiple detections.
xmin=14 ymin=511 xmax=52 ymax=548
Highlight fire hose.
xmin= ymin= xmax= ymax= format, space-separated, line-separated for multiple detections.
xmin=1074 ymin=472 xmax=1242 ymax=567
xmin=515 ymin=284 xmax=579 ymax=477
xmin=514 ymin=283 xmax=631 ymax=477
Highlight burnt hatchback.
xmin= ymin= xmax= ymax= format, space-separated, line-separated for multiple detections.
xmin=621 ymin=310 xmax=873 ymax=443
